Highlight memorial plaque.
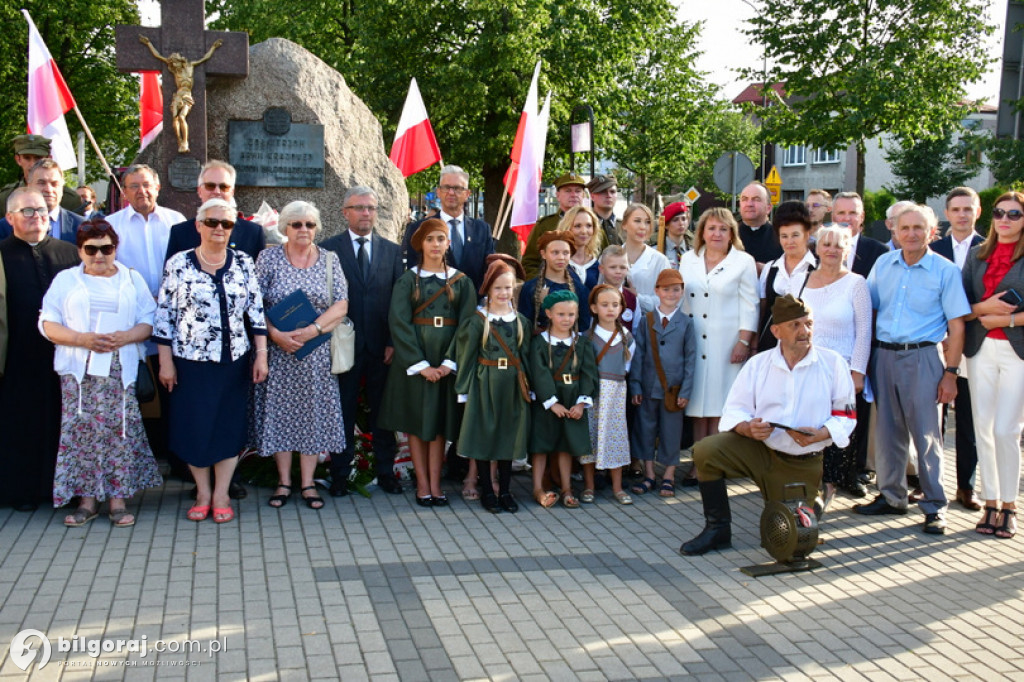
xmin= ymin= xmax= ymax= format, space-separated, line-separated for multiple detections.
xmin=263 ymin=107 xmax=291 ymax=135
xmin=167 ymin=156 xmax=203 ymax=191
xmin=228 ymin=118 xmax=325 ymax=188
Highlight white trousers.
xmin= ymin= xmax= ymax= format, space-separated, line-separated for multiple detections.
xmin=966 ymin=337 xmax=1024 ymax=503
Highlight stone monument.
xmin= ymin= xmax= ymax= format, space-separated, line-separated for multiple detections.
xmin=134 ymin=38 xmax=408 ymax=241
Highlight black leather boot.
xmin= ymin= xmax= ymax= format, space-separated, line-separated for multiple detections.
xmin=680 ymin=479 xmax=732 ymax=555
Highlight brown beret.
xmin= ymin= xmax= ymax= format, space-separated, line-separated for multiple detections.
xmin=536 ymin=229 xmax=576 ymax=255
xmin=655 ymin=268 xmax=684 ymax=289
xmin=410 ymin=218 xmax=449 ymax=253
xmin=479 ymin=253 xmax=526 ymax=295
xmin=771 ymin=294 xmax=811 ymax=325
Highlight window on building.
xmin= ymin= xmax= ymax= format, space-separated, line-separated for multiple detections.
xmin=783 ymin=145 xmax=806 ymax=166
xmin=812 ymin=148 xmax=840 ymax=164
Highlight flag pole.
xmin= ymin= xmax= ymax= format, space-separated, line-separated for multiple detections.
xmin=492 ymin=183 xmax=511 ymax=239
xmin=70 ymin=106 xmax=123 ymax=195
xmin=495 ymin=183 xmax=516 ymax=241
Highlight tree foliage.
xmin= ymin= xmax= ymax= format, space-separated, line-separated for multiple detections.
xmin=883 ymin=131 xmax=980 ymax=203
xmin=209 ymin=0 xmax=731 ymax=234
xmin=984 ymin=136 xmax=1024 ymax=187
xmin=0 ymin=1 xmax=140 ymax=186
xmin=741 ymin=0 xmax=994 ymax=194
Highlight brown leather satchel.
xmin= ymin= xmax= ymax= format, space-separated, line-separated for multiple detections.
xmin=646 ymin=312 xmax=683 ymax=413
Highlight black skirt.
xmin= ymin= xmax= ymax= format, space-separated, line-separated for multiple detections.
xmin=168 ymin=354 xmax=250 ymax=467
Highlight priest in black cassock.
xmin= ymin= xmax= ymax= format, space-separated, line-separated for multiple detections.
xmin=0 ymin=188 xmax=79 ymax=510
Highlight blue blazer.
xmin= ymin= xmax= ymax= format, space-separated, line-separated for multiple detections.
xmin=0 ymin=208 xmax=83 ymax=244
xmin=320 ymin=230 xmax=404 ymax=356
xmin=402 ymin=215 xmax=495 ymax=290
xmin=165 ymin=217 xmax=267 ymax=263
xmin=930 ymin=233 xmax=983 ymax=264
xmin=629 ymin=309 xmax=697 ymax=400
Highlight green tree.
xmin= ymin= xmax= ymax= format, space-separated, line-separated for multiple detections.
xmin=985 ymin=136 xmax=1024 ymax=186
xmin=883 ymin=130 xmax=980 ymax=203
xmin=741 ymin=0 xmax=993 ymax=195
xmin=0 ymin=2 xmax=140 ymax=186
xmin=210 ymin=0 xmax=725 ymax=239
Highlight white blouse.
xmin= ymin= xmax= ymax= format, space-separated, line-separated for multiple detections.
xmin=800 ymin=272 xmax=872 ymax=374
xmin=628 ymin=245 xmax=671 ymax=313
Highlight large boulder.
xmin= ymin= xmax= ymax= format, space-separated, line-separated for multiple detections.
xmin=140 ymin=37 xmax=408 ymax=242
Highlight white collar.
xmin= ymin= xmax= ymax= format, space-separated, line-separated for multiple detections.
xmin=439 ymin=210 xmax=463 ymax=224
xmin=477 ymin=305 xmax=516 ymax=322
xmin=540 ymin=330 xmax=576 ymax=346
xmin=592 ymin=325 xmax=623 ymax=344
xmin=48 ymin=207 xmax=60 ymax=222
xmin=412 ymin=265 xmax=459 ymax=278
xmin=348 ymin=229 xmax=372 ymax=243
xmin=951 ymin=231 xmax=979 ymax=247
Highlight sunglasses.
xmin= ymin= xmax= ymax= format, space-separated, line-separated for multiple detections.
xmin=82 ymin=244 xmax=115 ymax=256
xmin=202 ymin=182 xmax=232 ymax=192
xmin=201 ymin=218 xmax=235 ymax=229
xmin=992 ymin=208 xmax=1024 ymax=221
xmin=288 ymin=221 xmax=318 ymax=229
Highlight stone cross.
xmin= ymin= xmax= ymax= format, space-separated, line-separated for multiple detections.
xmin=115 ymin=0 xmax=247 ymax=214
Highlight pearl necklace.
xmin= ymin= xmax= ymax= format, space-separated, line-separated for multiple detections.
xmin=197 ymin=247 xmax=226 ymax=268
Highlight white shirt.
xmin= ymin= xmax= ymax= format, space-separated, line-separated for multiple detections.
xmin=440 ymin=209 xmax=465 ymax=245
xmin=845 ymin=234 xmax=861 ymax=271
xmin=759 ymin=250 xmax=817 ymax=298
xmin=348 ymin=229 xmax=372 ymax=263
xmin=108 ymin=204 xmax=186 ymax=297
xmin=951 ymin=231 xmax=979 ymax=270
xmin=719 ymin=345 xmax=856 ymax=455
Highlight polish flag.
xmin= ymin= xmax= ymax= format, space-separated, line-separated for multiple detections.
xmin=139 ymin=71 xmax=163 ymax=152
xmin=502 ymin=62 xmax=541 ymax=195
xmin=389 ymin=78 xmax=441 ymax=177
xmin=508 ymin=89 xmax=551 ymax=246
xmin=22 ymin=10 xmax=76 ymax=170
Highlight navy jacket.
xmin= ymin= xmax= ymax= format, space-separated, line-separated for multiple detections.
xmin=320 ymin=231 xmax=404 ymax=355
xmin=930 ymin=233 xmax=983 ymax=264
xmin=851 ymin=234 xmax=890 ymax=279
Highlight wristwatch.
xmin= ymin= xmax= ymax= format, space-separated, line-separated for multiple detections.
xmin=944 ymin=366 xmax=960 ymax=376
xmin=313 ymin=322 xmax=324 ymax=335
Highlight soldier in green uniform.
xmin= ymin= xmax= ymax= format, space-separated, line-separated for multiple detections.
xmin=528 ymin=290 xmax=598 ymax=508
xmin=378 ymin=218 xmax=477 ymax=508
xmin=453 ymin=254 xmax=531 ymax=514
xmin=0 ymin=135 xmax=83 ymax=214
xmin=522 ymin=173 xmax=592 ymax=279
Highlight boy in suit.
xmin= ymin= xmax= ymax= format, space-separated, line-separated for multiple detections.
xmin=629 ymin=269 xmax=696 ymax=497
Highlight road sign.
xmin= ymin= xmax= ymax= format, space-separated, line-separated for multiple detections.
xmin=712 ymin=152 xmax=755 ymax=212
xmin=765 ymin=165 xmax=782 ymax=206
xmin=684 ymin=186 xmax=701 ymax=203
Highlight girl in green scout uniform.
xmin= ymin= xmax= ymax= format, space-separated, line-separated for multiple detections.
xmin=379 ymin=218 xmax=476 ymax=507
xmin=453 ymin=254 xmax=531 ymax=514
xmin=527 ymin=290 xmax=598 ymax=508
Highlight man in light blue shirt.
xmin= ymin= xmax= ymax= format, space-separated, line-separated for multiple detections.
xmin=856 ymin=205 xmax=970 ymax=535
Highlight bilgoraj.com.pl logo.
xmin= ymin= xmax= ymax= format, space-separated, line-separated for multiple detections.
xmin=7 ymin=629 xmax=225 ymax=670
xmin=9 ymin=629 xmax=51 ymax=671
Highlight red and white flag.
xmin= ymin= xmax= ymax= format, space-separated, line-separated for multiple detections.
xmin=503 ymin=61 xmax=541 ymax=195
xmin=22 ymin=10 xmax=76 ymax=170
xmin=139 ymin=71 xmax=163 ymax=152
xmin=389 ymin=78 xmax=441 ymax=177
xmin=509 ymin=89 xmax=551 ymax=246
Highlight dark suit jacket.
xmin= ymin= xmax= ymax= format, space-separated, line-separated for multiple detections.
xmin=930 ymin=233 xmax=983 ymax=264
xmin=402 ymin=215 xmax=495 ymax=290
xmin=962 ymin=243 xmax=1024 ymax=360
xmin=165 ymin=217 xmax=267 ymax=263
xmin=851 ymin=234 xmax=889 ymax=278
xmin=0 ymin=208 xmax=83 ymax=244
xmin=321 ymin=230 xmax=404 ymax=355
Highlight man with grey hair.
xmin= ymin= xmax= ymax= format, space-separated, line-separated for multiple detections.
xmin=402 ymin=164 xmax=494 ymax=289
xmin=0 ymin=159 xmax=83 ymax=242
xmin=856 ymin=204 xmax=970 ymax=535
xmin=165 ymin=160 xmax=265 ymax=263
xmin=884 ymin=200 xmax=917 ymax=249
xmin=321 ymin=186 xmax=405 ymax=497
xmin=832 ymin=191 xmax=889 ymax=278
xmin=108 ymin=164 xmax=186 ymax=299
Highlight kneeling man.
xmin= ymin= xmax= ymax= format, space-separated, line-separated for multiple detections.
xmin=681 ymin=295 xmax=856 ymax=555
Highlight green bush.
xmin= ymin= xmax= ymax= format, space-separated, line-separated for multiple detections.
xmin=977 ymin=186 xmax=1008 ymax=237
xmin=863 ymin=188 xmax=897 ymax=224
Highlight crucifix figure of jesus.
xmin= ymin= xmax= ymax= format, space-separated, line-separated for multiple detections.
xmin=139 ymin=35 xmax=223 ymax=153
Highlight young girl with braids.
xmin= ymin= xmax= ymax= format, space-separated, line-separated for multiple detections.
xmin=453 ymin=254 xmax=531 ymax=513
xmin=580 ymin=284 xmax=637 ymax=505
xmin=527 ymin=290 xmax=598 ymax=508
xmin=378 ymin=219 xmax=476 ymax=507
xmin=518 ymin=231 xmax=591 ymax=333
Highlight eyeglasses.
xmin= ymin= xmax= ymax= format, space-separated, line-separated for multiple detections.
xmin=202 ymin=182 xmax=233 ymax=192
xmin=201 ymin=218 xmax=235 ymax=229
xmin=82 ymin=244 xmax=115 ymax=256
xmin=126 ymin=183 xmax=155 ymax=192
xmin=439 ymin=185 xmax=468 ymax=193
xmin=14 ymin=206 xmax=47 ymax=218
xmin=992 ymin=208 xmax=1024 ymax=221
xmin=344 ymin=205 xmax=377 ymax=212
xmin=288 ymin=221 xmax=317 ymax=229
xmin=808 ymin=203 xmax=828 ymax=209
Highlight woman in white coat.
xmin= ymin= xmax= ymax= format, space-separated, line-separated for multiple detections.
xmin=678 ymin=207 xmax=759 ymax=443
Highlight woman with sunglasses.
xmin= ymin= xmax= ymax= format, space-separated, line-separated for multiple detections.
xmin=40 ymin=218 xmax=163 ymax=527
xmin=153 ymin=198 xmax=268 ymax=523
xmin=252 ymin=201 xmax=348 ymax=510
xmin=962 ymin=193 xmax=1024 ymax=540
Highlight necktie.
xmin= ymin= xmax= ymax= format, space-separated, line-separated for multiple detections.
xmin=662 ymin=316 xmax=669 ymax=329
xmin=50 ymin=218 xmax=59 ymax=239
xmin=449 ymin=219 xmax=463 ymax=263
xmin=356 ymin=237 xmax=369 ymax=281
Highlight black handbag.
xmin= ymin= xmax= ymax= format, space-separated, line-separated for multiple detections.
xmin=135 ymin=359 xmax=156 ymax=403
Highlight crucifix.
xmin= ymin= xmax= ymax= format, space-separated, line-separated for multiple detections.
xmin=116 ymin=0 xmax=248 ymax=209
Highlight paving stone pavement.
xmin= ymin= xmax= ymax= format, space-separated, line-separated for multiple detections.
xmin=1 ymin=434 xmax=1023 ymax=681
